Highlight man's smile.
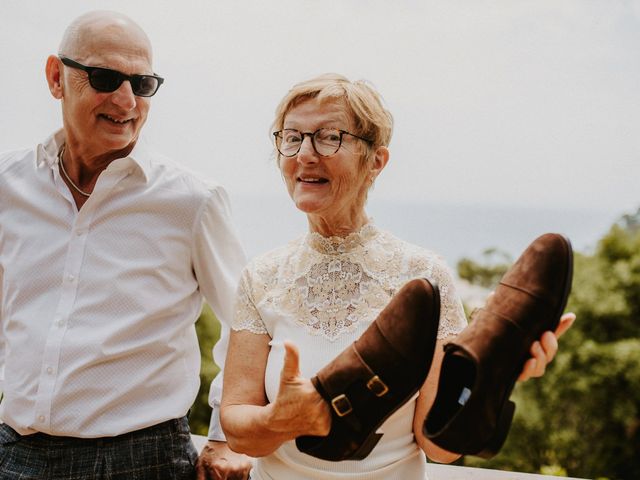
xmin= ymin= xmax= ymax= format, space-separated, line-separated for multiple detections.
xmin=99 ymin=113 xmax=134 ymax=124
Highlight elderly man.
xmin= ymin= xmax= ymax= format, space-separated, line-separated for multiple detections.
xmin=0 ymin=11 xmax=250 ymax=480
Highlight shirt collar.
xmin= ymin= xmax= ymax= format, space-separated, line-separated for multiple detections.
xmin=306 ymin=221 xmax=379 ymax=255
xmin=37 ymin=128 xmax=151 ymax=183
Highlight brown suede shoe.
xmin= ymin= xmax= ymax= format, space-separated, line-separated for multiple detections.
xmin=423 ymin=233 xmax=573 ymax=458
xmin=296 ymin=278 xmax=441 ymax=461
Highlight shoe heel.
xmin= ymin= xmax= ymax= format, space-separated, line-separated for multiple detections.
xmin=476 ymin=400 xmax=515 ymax=459
xmin=349 ymin=432 xmax=383 ymax=460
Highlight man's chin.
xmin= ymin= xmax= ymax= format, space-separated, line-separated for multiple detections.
xmin=98 ymin=134 xmax=139 ymax=155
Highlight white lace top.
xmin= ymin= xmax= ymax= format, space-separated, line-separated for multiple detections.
xmin=232 ymin=223 xmax=467 ymax=479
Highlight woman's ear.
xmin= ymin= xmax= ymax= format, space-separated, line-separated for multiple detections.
xmin=370 ymin=145 xmax=389 ymax=181
xmin=45 ymin=55 xmax=64 ymax=99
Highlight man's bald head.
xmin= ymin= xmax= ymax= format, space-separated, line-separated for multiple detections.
xmin=46 ymin=11 xmax=158 ymax=165
xmin=58 ymin=11 xmax=153 ymax=65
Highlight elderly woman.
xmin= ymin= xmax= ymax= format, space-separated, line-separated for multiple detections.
xmin=220 ymin=74 xmax=574 ymax=479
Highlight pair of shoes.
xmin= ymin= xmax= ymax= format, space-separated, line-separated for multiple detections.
xmin=297 ymin=233 xmax=573 ymax=461
xmin=423 ymin=233 xmax=573 ymax=458
xmin=295 ymin=278 xmax=441 ymax=461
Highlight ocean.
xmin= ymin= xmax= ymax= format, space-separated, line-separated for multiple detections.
xmin=231 ymin=194 xmax=621 ymax=268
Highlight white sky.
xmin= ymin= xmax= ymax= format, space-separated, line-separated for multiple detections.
xmin=2 ymin=1 xmax=640 ymax=217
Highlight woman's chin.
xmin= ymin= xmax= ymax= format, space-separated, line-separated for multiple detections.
xmin=292 ymin=192 xmax=328 ymax=213
xmin=293 ymin=198 xmax=330 ymax=217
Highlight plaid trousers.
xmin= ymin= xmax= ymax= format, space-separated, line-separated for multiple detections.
xmin=0 ymin=417 xmax=198 ymax=480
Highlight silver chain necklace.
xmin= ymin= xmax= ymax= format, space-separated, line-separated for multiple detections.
xmin=58 ymin=144 xmax=91 ymax=197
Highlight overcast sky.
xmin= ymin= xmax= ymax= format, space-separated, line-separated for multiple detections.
xmin=2 ymin=1 xmax=639 ymax=219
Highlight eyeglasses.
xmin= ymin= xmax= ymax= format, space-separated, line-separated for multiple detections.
xmin=273 ymin=128 xmax=373 ymax=157
xmin=59 ymin=56 xmax=164 ymax=97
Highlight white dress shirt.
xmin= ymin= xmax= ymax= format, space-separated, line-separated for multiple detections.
xmin=0 ymin=129 xmax=246 ymax=438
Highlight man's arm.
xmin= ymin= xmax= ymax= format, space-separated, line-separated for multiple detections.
xmin=191 ymin=186 xmax=251 ymax=479
xmin=206 ymin=322 xmax=229 ymax=441
xmin=0 ymin=266 xmax=4 ymax=397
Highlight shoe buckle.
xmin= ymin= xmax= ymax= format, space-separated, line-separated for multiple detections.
xmin=331 ymin=394 xmax=353 ymax=417
xmin=366 ymin=375 xmax=389 ymax=397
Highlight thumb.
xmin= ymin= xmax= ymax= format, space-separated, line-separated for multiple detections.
xmin=555 ymin=312 xmax=576 ymax=339
xmin=281 ymin=340 xmax=301 ymax=381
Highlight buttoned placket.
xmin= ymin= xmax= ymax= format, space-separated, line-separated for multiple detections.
xmin=32 ymin=163 xmax=135 ymax=430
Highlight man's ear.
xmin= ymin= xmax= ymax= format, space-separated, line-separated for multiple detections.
xmin=45 ymin=55 xmax=64 ymax=99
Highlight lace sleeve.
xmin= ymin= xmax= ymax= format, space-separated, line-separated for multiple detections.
xmin=231 ymin=268 xmax=268 ymax=335
xmin=428 ymin=258 xmax=468 ymax=339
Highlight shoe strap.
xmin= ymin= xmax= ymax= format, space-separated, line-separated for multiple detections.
xmin=313 ymin=343 xmax=398 ymax=431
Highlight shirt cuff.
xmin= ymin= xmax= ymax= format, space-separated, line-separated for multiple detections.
xmin=207 ymin=404 xmax=227 ymax=441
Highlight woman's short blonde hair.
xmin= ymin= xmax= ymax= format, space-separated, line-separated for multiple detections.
xmin=271 ymin=73 xmax=393 ymax=162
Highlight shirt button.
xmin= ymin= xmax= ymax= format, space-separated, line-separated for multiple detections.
xmin=76 ymin=229 xmax=85 ymax=236
xmin=38 ymin=415 xmax=45 ymax=422
xmin=68 ymin=274 xmax=75 ymax=282
xmin=46 ymin=366 xmax=53 ymax=374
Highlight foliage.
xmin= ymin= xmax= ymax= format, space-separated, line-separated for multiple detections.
xmin=189 ymin=303 xmax=222 ymax=436
xmin=461 ymin=213 xmax=640 ymax=479
xmin=457 ymin=247 xmax=512 ymax=289
xmin=539 ymin=465 xmax=568 ymax=477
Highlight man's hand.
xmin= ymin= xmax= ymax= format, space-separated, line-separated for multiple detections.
xmin=196 ymin=440 xmax=252 ymax=480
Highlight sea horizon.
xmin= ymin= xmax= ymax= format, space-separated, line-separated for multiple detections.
xmin=231 ymin=193 xmax=623 ymax=270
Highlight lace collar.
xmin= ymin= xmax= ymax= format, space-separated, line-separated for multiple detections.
xmin=305 ymin=222 xmax=380 ymax=255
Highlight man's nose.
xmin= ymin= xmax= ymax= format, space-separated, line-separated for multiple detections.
xmin=111 ymin=80 xmax=137 ymax=110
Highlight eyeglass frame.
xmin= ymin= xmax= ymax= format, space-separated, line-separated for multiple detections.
xmin=272 ymin=128 xmax=373 ymax=157
xmin=58 ymin=55 xmax=165 ymax=97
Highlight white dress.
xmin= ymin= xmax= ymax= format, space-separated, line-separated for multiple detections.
xmin=232 ymin=223 xmax=467 ymax=480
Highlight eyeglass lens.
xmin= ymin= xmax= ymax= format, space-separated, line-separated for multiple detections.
xmin=277 ymin=129 xmax=342 ymax=157
xmin=89 ymin=68 xmax=160 ymax=97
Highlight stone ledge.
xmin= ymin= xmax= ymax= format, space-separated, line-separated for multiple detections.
xmin=191 ymin=435 xmax=589 ymax=479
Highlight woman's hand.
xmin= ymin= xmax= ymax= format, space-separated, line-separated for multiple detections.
xmin=517 ymin=312 xmax=576 ymax=382
xmin=222 ymin=333 xmax=330 ymax=457
xmin=266 ymin=341 xmax=331 ymax=438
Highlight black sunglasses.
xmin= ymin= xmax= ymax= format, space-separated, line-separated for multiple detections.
xmin=59 ymin=56 xmax=164 ymax=97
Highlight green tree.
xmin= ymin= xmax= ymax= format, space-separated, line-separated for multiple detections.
xmin=189 ymin=303 xmax=222 ymax=436
xmin=461 ymin=218 xmax=640 ymax=479
xmin=457 ymin=247 xmax=512 ymax=289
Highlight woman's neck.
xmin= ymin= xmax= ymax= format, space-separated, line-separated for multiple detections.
xmin=307 ymin=211 xmax=369 ymax=238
